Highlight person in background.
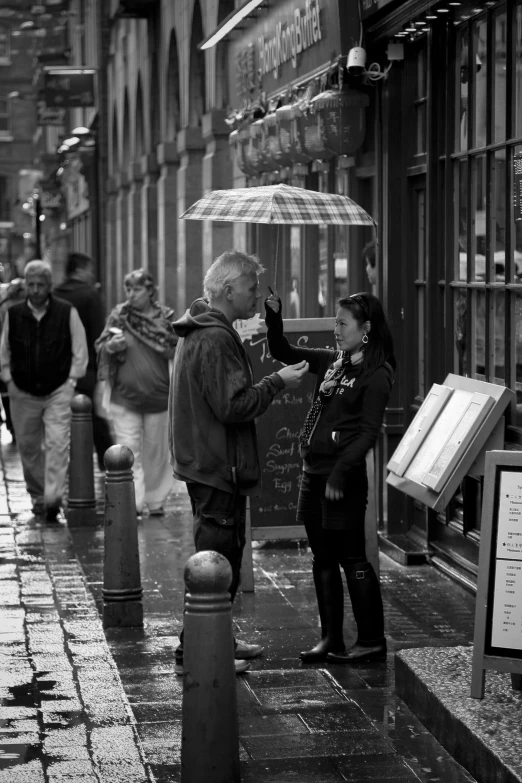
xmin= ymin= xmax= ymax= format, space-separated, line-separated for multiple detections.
xmin=363 ymin=239 xmax=377 ymax=289
xmin=0 ymin=277 xmax=26 ymax=443
xmin=96 ymin=269 xmax=176 ymax=516
xmin=0 ymin=260 xmax=88 ymax=521
xmin=54 ymin=252 xmax=113 ymax=469
xmin=169 ymin=250 xmax=309 ymax=675
xmin=265 ymin=290 xmax=395 ymax=664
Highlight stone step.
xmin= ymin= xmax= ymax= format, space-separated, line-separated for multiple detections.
xmin=395 ymin=645 xmax=522 ymax=783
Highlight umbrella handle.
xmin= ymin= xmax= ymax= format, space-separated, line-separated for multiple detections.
xmin=273 ymin=223 xmax=280 ymax=291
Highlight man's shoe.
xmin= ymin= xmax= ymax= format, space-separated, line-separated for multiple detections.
xmin=32 ymin=502 xmax=45 ymax=517
xmin=234 ymin=641 xmax=264 ymax=659
xmin=327 ymin=640 xmax=387 ymax=664
xmin=175 ymin=659 xmax=250 ymax=676
xmin=45 ymin=506 xmax=61 ymax=523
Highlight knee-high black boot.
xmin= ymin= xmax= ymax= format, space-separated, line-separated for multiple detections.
xmin=300 ymin=562 xmax=345 ymax=662
xmin=327 ymin=561 xmax=386 ymax=663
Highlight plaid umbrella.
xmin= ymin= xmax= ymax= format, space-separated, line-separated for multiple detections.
xmin=179 ymin=184 xmax=375 ymax=226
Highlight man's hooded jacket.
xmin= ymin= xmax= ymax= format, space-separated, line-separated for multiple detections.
xmin=169 ymin=300 xmax=284 ymax=495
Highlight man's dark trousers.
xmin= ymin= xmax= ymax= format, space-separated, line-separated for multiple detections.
xmin=175 ymin=482 xmax=246 ymax=662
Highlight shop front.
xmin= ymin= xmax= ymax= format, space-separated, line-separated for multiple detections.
xmin=225 ymin=0 xmax=376 ymax=318
xmin=363 ymin=0 xmax=522 ymax=588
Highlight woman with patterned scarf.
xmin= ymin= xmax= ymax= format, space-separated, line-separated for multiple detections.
xmin=265 ymin=292 xmax=395 ymax=664
xmin=96 ymin=269 xmax=177 ymax=516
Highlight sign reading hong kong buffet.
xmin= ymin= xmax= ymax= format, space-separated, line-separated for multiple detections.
xmin=228 ymin=0 xmax=359 ymax=104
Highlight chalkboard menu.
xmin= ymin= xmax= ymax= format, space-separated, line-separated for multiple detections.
xmin=238 ymin=316 xmax=335 ymax=531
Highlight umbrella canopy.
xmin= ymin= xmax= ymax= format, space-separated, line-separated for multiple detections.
xmin=179 ymin=184 xmax=375 ymax=226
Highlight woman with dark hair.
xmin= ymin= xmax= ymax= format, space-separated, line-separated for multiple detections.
xmin=96 ymin=269 xmax=177 ymax=516
xmin=265 ymin=291 xmax=395 ymax=664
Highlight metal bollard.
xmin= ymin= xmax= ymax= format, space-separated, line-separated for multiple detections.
xmin=181 ymin=551 xmax=240 ymax=783
xmin=67 ymin=394 xmax=97 ymax=527
xmin=102 ymin=444 xmax=143 ymax=628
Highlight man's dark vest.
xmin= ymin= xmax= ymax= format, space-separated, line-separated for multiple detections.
xmin=9 ymin=296 xmax=73 ymax=396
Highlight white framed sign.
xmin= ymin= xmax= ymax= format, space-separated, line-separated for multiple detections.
xmin=471 ymin=451 xmax=522 ymax=699
xmin=387 ymin=383 xmax=454 ymax=476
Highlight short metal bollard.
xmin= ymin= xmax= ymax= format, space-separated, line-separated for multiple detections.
xmin=181 ymin=551 xmax=240 ymax=783
xmin=102 ymin=445 xmax=143 ymax=628
xmin=67 ymin=394 xmax=97 ymax=527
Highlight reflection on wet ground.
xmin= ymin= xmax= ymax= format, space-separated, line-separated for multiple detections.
xmin=70 ymin=479 xmax=478 ymax=783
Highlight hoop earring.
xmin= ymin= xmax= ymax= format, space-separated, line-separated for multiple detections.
xmin=362 ymin=333 xmax=369 ymax=344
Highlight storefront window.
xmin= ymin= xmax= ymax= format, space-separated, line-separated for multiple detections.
xmin=492 ymin=150 xmax=507 ymax=262
xmin=457 ymin=27 xmax=469 ymax=152
xmin=473 ymin=19 xmax=487 ymax=148
xmin=511 ymin=144 xmax=522 ymax=422
xmin=415 ymin=46 xmax=427 ymax=156
xmin=457 ymin=159 xmax=468 ymax=280
xmin=472 ymin=154 xmax=486 ymax=280
xmin=516 ymin=1 xmax=522 ymax=137
xmin=515 ymin=291 xmax=522 ymax=421
xmin=289 ymin=226 xmax=302 ymax=318
xmin=452 ymin=11 xmax=522 ymax=429
xmin=318 ymin=224 xmax=329 ymax=318
xmin=493 ymin=10 xmax=507 ymax=143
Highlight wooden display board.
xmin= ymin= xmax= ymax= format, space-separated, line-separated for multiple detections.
xmin=237 ymin=316 xmax=379 ymax=591
xmin=387 ymin=374 xmax=513 ymax=511
xmin=471 ymin=451 xmax=522 ymax=699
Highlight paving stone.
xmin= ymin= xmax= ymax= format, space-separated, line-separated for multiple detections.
xmin=239 ymin=713 xmax=309 ymax=736
xmin=240 ymin=756 xmax=346 ymax=782
xmin=0 ymin=758 xmax=45 ymax=781
xmin=46 ymin=760 xmax=95 ymax=775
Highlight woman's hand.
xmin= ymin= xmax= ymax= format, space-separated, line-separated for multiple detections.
xmin=106 ymin=333 xmax=127 ymax=353
xmin=265 ymin=295 xmax=281 ymax=315
xmin=325 ymin=482 xmax=344 ymax=501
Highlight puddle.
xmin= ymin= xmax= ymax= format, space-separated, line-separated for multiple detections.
xmin=1 ymin=683 xmax=36 ymax=709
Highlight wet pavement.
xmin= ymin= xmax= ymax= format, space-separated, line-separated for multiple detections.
xmin=0 ymin=425 xmax=482 ymax=782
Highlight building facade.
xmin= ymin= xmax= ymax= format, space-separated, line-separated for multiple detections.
xmin=105 ymin=0 xmax=521 ymax=590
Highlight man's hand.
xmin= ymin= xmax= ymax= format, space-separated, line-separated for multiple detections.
xmin=276 ymin=360 xmax=309 ymax=388
xmin=325 ymin=483 xmax=344 ymax=501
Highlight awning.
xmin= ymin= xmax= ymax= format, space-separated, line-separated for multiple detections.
xmin=199 ymin=0 xmax=270 ymax=50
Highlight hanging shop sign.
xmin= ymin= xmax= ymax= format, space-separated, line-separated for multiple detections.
xmin=228 ymin=0 xmax=359 ymax=106
xmin=36 ymin=99 xmax=67 ymax=127
xmin=43 ymin=68 xmax=96 ymax=108
xmin=40 ymin=189 xmax=64 ymax=211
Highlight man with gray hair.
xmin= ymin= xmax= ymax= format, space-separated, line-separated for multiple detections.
xmin=170 ymin=250 xmax=308 ymax=675
xmin=0 ymin=260 xmax=88 ymax=521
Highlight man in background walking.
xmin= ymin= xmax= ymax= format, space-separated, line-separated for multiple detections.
xmin=0 ymin=260 xmax=88 ymax=521
xmin=55 ymin=252 xmax=113 ymax=469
